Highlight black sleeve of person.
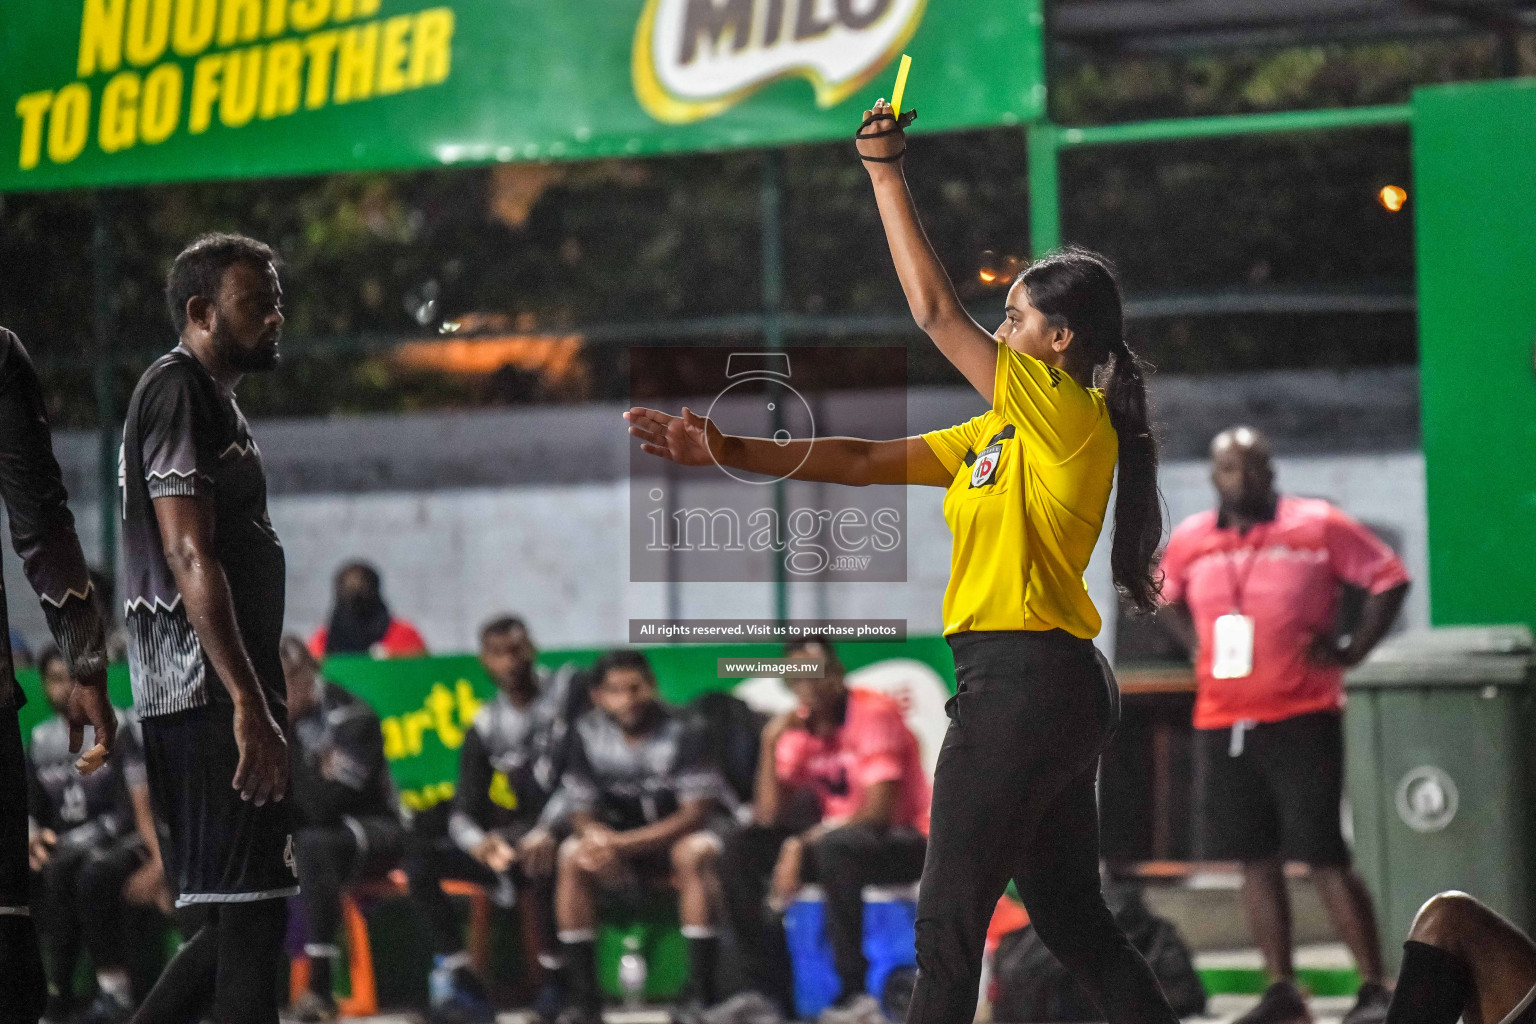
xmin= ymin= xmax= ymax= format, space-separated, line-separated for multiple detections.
xmin=673 ymin=717 xmax=722 ymax=801
xmin=454 ymin=724 xmax=495 ymax=829
xmin=137 ymin=361 xmax=217 ymax=501
xmin=286 ymin=727 xmax=332 ymax=828
xmin=294 ymin=689 xmax=396 ymax=825
xmin=559 ymin=720 xmax=600 ymax=816
xmin=359 ymin=710 xmax=399 ymax=822
xmin=108 ymin=751 xmax=136 ymax=828
xmin=25 ymin=744 xmax=53 ymax=833
xmin=538 ymin=715 xmax=573 ymax=796
xmin=0 ymin=330 xmax=107 ymax=694
xmin=334 ymin=698 xmax=396 ymax=821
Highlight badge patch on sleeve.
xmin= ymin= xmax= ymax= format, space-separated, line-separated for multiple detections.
xmin=969 ymin=443 xmax=1003 ymax=488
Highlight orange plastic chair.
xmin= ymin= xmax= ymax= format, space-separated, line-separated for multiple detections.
xmin=288 ymin=893 xmax=380 ymax=1017
xmin=439 ymin=878 xmax=492 ymax=977
xmin=289 ymin=871 xmax=492 ymax=1018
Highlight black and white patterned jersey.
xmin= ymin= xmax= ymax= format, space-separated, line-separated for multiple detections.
xmin=26 ymin=709 xmax=146 ymax=839
xmin=447 ymin=664 xmax=577 ymax=853
xmin=557 ymin=703 xmax=724 ymax=831
xmin=289 ymin=680 xmax=396 ymax=829
xmin=120 ymin=347 xmax=286 ymax=718
xmin=0 ymin=329 xmax=107 ymax=710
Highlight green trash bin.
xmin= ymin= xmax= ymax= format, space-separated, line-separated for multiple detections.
xmin=1345 ymin=625 xmax=1536 ymax=972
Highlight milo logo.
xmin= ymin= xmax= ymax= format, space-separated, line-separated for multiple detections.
xmin=634 ymin=0 xmax=927 ymax=124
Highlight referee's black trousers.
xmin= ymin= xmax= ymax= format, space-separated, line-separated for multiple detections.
xmin=905 ymin=630 xmax=1177 ymax=1024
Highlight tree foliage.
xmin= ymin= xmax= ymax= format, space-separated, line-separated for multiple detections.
xmin=0 ymin=33 xmax=1527 ymax=426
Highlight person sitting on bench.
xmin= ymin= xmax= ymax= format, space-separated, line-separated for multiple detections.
xmin=28 ymin=648 xmax=163 ymax=1024
xmin=553 ymin=649 xmax=730 ymax=1024
xmin=719 ymin=637 xmax=930 ymax=1024
xmin=281 ymin=636 xmax=404 ymax=1023
xmin=409 ymin=616 xmax=576 ymax=1024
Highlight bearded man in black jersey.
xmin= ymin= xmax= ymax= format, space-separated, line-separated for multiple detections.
xmin=120 ymin=234 xmax=292 ymax=1024
xmin=553 ymin=650 xmax=729 ymax=1024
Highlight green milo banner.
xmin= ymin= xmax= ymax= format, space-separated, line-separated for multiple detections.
xmin=15 ymin=637 xmax=957 ymax=815
xmin=1 ymin=0 xmax=1045 ymax=192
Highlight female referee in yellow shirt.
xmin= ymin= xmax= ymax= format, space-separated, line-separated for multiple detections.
xmin=624 ymin=99 xmax=1175 ymax=1024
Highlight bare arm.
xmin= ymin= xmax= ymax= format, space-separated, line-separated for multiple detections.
xmin=753 ymin=713 xmax=798 ymax=827
xmin=624 ymin=407 xmax=952 ymax=488
xmin=1313 ymin=582 xmax=1410 ymax=668
xmin=152 ymin=495 xmax=288 ymax=805
xmin=858 ymin=99 xmax=999 ymax=401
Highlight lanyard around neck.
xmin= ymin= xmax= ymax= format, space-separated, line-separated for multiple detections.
xmin=1223 ymin=522 xmax=1270 ymax=615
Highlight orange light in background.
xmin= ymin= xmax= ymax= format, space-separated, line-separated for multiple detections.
xmin=1378 ymin=185 xmax=1408 ymax=212
xmin=978 ymin=268 xmax=998 ymax=284
xmin=395 ymin=334 xmax=584 ymax=382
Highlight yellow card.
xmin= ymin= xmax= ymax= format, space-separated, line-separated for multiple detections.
xmin=891 ymin=54 xmax=912 ymax=117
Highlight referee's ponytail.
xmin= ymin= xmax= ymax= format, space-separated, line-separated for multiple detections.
xmin=1019 ymin=248 xmax=1164 ymax=613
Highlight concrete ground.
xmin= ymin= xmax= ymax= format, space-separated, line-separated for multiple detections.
xmin=1199 ymin=993 xmax=1356 ymax=1023
xmin=329 ymin=941 xmax=1366 ymax=1024
xmin=335 ymin=991 xmax=1362 ymax=1024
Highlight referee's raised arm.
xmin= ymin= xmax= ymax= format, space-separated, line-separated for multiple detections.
xmin=858 ymin=97 xmax=999 ymax=403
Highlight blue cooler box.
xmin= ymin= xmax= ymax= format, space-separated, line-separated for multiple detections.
xmin=783 ymin=885 xmax=918 ymax=1019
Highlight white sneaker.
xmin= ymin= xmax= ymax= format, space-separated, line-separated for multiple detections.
xmin=700 ymin=992 xmax=784 ymax=1024
xmin=816 ymin=994 xmax=886 ymax=1024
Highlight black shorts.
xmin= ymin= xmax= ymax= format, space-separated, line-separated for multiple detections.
xmin=603 ymin=814 xmax=737 ymax=892
xmin=1196 ymin=710 xmax=1350 ymax=867
xmin=141 ymin=701 xmax=299 ymax=907
xmin=0 ymin=707 xmax=28 ymax=908
xmin=342 ymin=814 xmax=406 ymax=879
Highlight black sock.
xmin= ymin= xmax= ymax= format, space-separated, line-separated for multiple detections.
xmin=686 ymin=936 xmax=720 ymax=1006
xmin=308 ymin=956 xmax=334 ymax=1000
xmin=1385 ymin=940 xmax=1473 ymax=1024
xmin=562 ymin=939 xmax=599 ymax=1015
xmin=213 ymin=900 xmax=287 ymax=1024
xmin=0 ymin=915 xmax=47 ymax=1024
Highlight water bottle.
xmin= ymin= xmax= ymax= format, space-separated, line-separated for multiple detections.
xmin=617 ymin=934 xmax=647 ymax=1008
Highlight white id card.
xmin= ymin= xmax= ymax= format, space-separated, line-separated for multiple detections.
xmin=1211 ymin=613 xmax=1255 ymax=680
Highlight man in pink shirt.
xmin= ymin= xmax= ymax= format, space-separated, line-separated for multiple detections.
xmin=718 ymin=637 xmax=930 ymax=1024
xmin=1161 ymin=427 xmax=1410 ymax=1024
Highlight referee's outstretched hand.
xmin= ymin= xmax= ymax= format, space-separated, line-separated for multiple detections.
xmin=625 ymin=406 xmax=721 ymax=467
xmin=232 ymin=699 xmax=289 ymax=807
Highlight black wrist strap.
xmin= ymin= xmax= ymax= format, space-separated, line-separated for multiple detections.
xmin=856 ymin=110 xmax=916 ymax=162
